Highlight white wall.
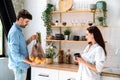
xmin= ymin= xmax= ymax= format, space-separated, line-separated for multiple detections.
xmin=102 ymin=0 xmax=120 ymax=68
xmin=23 ymin=0 xmax=47 ymax=54
xmin=23 ymin=0 xmax=120 ymax=68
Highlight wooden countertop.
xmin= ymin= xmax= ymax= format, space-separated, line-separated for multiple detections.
xmin=101 ymin=72 xmax=120 ymax=78
xmin=101 ymin=67 xmax=120 ymax=78
xmin=32 ymin=63 xmax=120 ymax=78
xmin=32 ymin=63 xmax=78 ymax=72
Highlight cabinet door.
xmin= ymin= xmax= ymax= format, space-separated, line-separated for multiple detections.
xmin=31 ymin=67 xmax=59 ymax=80
xmin=59 ymin=70 xmax=77 ymax=80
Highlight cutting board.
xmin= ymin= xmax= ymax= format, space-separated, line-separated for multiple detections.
xmin=59 ymin=0 xmax=73 ymax=12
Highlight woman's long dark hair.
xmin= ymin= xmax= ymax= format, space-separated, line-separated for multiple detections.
xmin=87 ymin=26 xmax=107 ymax=56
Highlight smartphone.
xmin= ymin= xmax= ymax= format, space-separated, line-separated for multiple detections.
xmin=74 ymin=53 xmax=81 ymax=60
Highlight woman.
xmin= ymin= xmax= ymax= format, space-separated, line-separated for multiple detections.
xmin=75 ymin=26 xmax=107 ymax=80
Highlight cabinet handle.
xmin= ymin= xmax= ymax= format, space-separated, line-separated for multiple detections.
xmin=38 ymin=74 xmax=49 ymax=77
xmin=67 ymin=78 xmax=76 ymax=80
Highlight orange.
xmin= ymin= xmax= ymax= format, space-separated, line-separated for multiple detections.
xmin=34 ymin=57 xmax=41 ymax=64
xmin=29 ymin=55 xmax=35 ymax=62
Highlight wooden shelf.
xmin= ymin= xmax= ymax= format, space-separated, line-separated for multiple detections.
xmin=46 ymin=40 xmax=87 ymax=42
xmin=46 ymin=40 xmax=107 ymax=44
xmin=51 ymin=25 xmax=87 ymax=28
xmin=48 ymin=9 xmax=107 ymax=50
xmin=52 ymin=10 xmax=102 ymax=14
xmin=51 ymin=25 xmax=104 ymax=28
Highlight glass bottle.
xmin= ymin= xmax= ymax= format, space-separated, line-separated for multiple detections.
xmin=58 ymin=49 xmax=64 ymax=64
xmin=66 ymin=49 xmax=71 ymax=64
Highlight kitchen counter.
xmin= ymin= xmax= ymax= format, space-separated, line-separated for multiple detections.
xmin=32 ymin=63 xmax=120 ymax=78
xmin=101 ymin=68 xmax=120 ymax=78
xmin=32 ymin=63 xmax=78 ymax=72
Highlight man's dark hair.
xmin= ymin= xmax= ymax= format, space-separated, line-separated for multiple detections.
xmin=16 ymin=9 xmax=32 ymax=20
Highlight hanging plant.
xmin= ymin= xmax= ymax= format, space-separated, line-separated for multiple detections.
xmin=96 ymin=1 xmax=107 ymax=27
xmin=41 ymin=4 xmax=54 ymax=36
xmin=97 ymin=17 xmax=104 ymax=26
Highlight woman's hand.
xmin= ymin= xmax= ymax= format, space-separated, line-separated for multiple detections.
xmin=75 ymin=57 xmax=86 ymax=64
xmin=75 ymin=56 xmax=98 ymax=72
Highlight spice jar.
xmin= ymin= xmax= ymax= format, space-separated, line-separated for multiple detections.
xmin=66 ymin=49 xmax=71 ymax=64
xmin=58 ymin=49 xmax=64 ymax=64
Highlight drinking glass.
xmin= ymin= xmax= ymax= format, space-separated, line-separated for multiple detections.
xmin=88 ymin=21 xmax=93 ymax=26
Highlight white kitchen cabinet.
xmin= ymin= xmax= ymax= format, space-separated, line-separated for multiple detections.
xmin=31 ymin=67 xmax=77 ymax=80
xmin=59 ymin=70 xmax=77 ymax=80
xmin=101 ymin=76 xmax=120 ymax=80
xmin=31 ymin=67 xmax=59 ymax=80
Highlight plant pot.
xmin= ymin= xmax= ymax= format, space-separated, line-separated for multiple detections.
xmin=64 ymin=35 xmax=69 ymax=40
xmin=46 ymin=58 xmax=53 ymax=64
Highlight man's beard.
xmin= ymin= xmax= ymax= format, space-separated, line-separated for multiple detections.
xmin=20 ymin=24 xmax=26 ymax=28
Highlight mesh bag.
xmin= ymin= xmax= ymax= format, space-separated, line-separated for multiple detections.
xmin=30 ymin=40 xmax=45 ymax=58
xmin=29 ymin=32 xmax=45 ymax=64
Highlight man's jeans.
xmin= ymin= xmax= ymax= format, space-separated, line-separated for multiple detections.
xmin=13 ymin=67 xmax=27 ymax=80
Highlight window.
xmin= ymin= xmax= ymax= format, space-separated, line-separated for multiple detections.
xmin=0 ymin=19 xmax=3 ymax=56
xmin=0 ymin=0 xmax=16 ymax=57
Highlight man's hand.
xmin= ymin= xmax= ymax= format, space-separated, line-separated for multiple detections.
xmin=23 ymin=59 xmax=39 ymax=66
xmin=26 ymin=34 xmax=38 ymax=45
xmin=30 ymin=61 xmax=39 ymax=66
xmin=31 ymin=34 xmax=38 ymax=41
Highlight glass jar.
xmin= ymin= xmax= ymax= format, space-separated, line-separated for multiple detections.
xmin=58 ymin=49 xmax=64 ymax=64
xmin=66 ymin=49 xmax=71 ymax=64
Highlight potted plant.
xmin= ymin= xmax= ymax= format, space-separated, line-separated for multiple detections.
xmin=41 ymin=3 xmax=54 ymax=36
xmin=63 ymin=28 xmax=71 ymax=40
xmin=45 ymin=43 xmax=56 ymax=64
xmin=97 ymin=16 xmax=104 ymax=26
xmin=96 ymin=1 xmax=107 ymax=26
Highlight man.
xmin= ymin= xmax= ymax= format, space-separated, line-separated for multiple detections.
xmin=8 ymin=9 xmax=37 ymax=80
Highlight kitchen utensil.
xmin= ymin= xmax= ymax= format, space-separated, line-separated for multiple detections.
xmin=59 ymin=0 xmax=73 ymax=12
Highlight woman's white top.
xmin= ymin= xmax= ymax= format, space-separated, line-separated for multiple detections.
xmin=77 ymin=43 xmax=106 ymax=80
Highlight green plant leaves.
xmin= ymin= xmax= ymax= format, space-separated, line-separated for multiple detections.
xmin=41 ymin=4 xmax=54 ymax=35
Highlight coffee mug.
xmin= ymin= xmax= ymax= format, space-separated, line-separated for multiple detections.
xmin=74 ymin=53 xmax=81 ymax=60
